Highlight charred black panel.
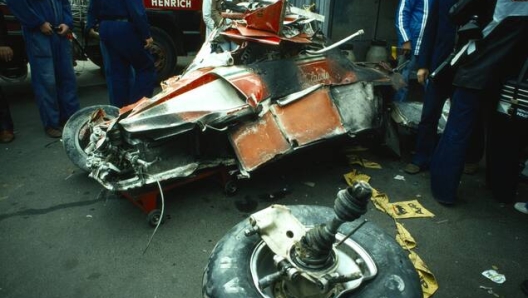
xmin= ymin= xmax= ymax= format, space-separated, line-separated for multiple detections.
xmin=248 ymin=58 xmax=304 ymax=100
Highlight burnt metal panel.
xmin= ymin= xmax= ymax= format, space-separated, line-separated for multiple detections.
xmin=331 ymin=82 xmax=382 ymax=133
xmin=271 ymin=88 xmax=345 ymax=146
xmin=229 ymin=112 xmax=292 ymax=172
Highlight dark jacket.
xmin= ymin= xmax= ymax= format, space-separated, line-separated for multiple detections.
xmin=453 ymin=0 xmax=528 ymax=90
xmin=416 ymin=0 xmax=457 ymax=71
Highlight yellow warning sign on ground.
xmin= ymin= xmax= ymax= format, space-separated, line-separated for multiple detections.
xmin=389 ymin=200 xmax=435 ymax=219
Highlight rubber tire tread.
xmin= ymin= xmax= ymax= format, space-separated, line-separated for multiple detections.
xmin=62 ymin=105 xmax=119 ymax=172
xmin=202 ymin=205 xmax=422 ymax=298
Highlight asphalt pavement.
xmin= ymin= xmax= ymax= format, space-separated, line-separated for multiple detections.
xmin=1 ymin=59 xmax=527 ymax=298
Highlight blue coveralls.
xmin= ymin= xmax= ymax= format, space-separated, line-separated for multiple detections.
xmin=86 ymin=0 xmax=156 ymax=108
xmin=7 ymin=0 xmax=79 ymax=129
xmin=394 ymin=0 xmax=432 ymax=102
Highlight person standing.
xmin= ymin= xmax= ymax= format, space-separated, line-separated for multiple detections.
xmin=0 ymin=9 xmax=14 ymax=143
xmin=403 ymin=0 xmax=485 ymax=175
xmin=394 ymin=0 xmax=432 ymax=102
xmin=429 ymin=0 xmax=528 ymax=205
xmin=6 ymin=0 xmax=80 ymax=138
xmin=202 ymin=0 xmax=238 ymax=52
xmin=86 ymin=0 xmax=156 ymax=108
xmin=202 ymin=0 xmax=215 ymax=39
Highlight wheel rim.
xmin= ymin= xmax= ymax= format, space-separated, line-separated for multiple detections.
xmin=76 ymin=122 xmax=92 ymax=156
xmin=249 ymin=233 xmax=378 ymax=298
xmin=75 ymin=113 xmax=116 ymax=158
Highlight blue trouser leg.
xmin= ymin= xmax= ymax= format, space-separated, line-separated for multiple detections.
xmin=99 ymin=21 xmax=156 ymax=107
xmin=24 ymin=31 xmax=78 ymax=128
xmin=100 ymin=39 xmax=132 ymax=107
xmin=54 ymin=35 xmax=80 ymax=124
xmin=99 ymin=42 xmax=115 ymax=105
xmin=412 ymin=79 xmax=452 ymax=168
xmin=30 ymin=60 xmax=59 ymax=128
xmin=430 ymin=87 xmax=480 ymax=203
xmin=465 ymin=106 xmax=485 ymax=164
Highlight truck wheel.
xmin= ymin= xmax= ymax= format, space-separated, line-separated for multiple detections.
xmin=63 ymin=105 xmax=120 ymax=172
xmin=149 ymin=26 xmax=178 ymax=82
xmin=203 ymin=205 xmax=422 ymax=298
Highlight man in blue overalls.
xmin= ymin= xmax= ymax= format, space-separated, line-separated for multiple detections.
xmin=86 ymin=0 xmax=156 ymax=108
xmin=7 ymin=0 xmax=80 ymax=138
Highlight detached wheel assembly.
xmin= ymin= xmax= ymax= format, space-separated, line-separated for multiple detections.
xmin=62 ymin=105 xmax=119 ymax=172
xmin=203 ymin=182 xmax=422 ymax=298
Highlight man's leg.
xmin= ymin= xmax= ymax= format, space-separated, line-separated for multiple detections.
xmin=27 ymin=52 xmax=60 ymax=129
xmin=124 ymin=31 xmax=156 ymax=105
xmin=411 ymin=79 xmax=452 ymax=169
xmin=23 ymin=30 xmax=63 ymax=130
xmin=55 ymin=35 xmax=79 ymax=124
xmin=100 ymin=39 xmax=132 ymax=108
xmin=429 ymin=87 xmax=481 ymax=204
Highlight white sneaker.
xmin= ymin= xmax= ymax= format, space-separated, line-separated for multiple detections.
xmin=514 ymin=202 xmax=528 ymax=214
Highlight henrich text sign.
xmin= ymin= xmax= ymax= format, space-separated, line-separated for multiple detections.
xmin=143 ymin=0 xmax=201 ymax=10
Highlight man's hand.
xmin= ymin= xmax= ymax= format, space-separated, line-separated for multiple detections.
xmin=56 ymin=24 xmax=70 ymax=36
xmin=417 ymin=68 xmax=429 ymax=85
xmin=0 ymin=46 xmax=13 ymax=62
xmin=144 ymin=37 xmax=153 ymax=49
xmin=40 ymin=22 xmax=54 ymax=35
xmin=402 ymin=41 xmax=411 ymax=55
xmin=88 ymin=28 xmax=100 ymax=39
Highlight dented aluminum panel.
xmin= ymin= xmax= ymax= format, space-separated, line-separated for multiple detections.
xmin=271 ymin=88 xmax=345 ymax=146
xmin=229 ymin=112 xmax=292 ymax=172
xmin=229 ymin=82 xmax=379 ymax=173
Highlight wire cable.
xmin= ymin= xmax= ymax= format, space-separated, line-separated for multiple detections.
xmin=143 ymin=180 xmax=165 ymax=254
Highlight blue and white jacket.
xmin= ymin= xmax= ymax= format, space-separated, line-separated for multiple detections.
xmin=395 ymin=0 xmax=433 ymax=56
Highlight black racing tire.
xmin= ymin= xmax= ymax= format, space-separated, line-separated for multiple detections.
xmin=149 ymin=26 xmax=178 ymax=82
xmin=63 ymin=105 xmax=120 ymax=172
xmin=203 ymin=205 xmax=422 ymax=298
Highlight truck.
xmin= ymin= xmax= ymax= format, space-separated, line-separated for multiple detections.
xmin=0 ymin=0 xmax=204 ymax=83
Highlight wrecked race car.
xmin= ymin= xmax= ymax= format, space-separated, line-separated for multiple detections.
xmin=63 ymin=0 xmax=399 ymax=193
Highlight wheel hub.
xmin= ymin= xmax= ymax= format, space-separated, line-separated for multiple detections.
xmin=247 ymin=182 xmax=378 ymax=297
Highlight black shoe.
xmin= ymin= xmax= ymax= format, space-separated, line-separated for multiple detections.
xmin=45 ymin=127 xmax=62 ymax=138
xmin=404 ymin=163 xmax=421 ymax=174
